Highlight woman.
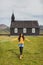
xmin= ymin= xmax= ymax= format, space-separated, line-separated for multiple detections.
xmin=11 ymin=33 xmax=31 ymax=59
xmin=18 ymin=33 xmax=25 ymax=59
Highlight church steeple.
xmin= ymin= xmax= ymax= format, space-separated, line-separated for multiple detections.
xmin=11 ymin=13 xmax=15 ymax=22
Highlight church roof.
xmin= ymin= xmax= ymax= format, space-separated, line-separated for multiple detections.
xmin=10 ymin=20 xmax=39 ymax=28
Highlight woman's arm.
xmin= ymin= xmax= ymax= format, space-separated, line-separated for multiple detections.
xmin=25 ymin=38 xmax=31 ymax=42
xmin=11 ymin=38 xmax=17 ymax=41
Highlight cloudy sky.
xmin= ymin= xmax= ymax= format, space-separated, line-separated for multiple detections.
xmin=0 ymin=0 xmax=43 ymax=26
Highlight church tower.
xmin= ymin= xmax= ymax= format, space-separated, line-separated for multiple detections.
xmin=11 ymin=13 xmax=15 ymax=22
xmin=10 ymin=13 xmax=15 ymax=35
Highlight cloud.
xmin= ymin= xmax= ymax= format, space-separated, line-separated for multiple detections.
xmin=0 ymin=0 xmax=43 ymax=26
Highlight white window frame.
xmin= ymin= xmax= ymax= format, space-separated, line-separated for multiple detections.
xmin=23 ymin=28 xmax=27 ymax=33
xmin=14 ymin=28 xmax=18 ymax=33
xmin=32 ymin=28 xmax=35 ymax=33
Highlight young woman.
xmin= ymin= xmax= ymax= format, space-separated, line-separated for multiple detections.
xmin=18 ymin=34 xmax=25 ymax=59
xmin=11 ymin=33 xmax=31 ymax=59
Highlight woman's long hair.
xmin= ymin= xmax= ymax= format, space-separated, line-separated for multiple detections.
xmin=18 ymin=33 xmax=25 ymax=41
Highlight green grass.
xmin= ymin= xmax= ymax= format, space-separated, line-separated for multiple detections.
xmin=0 ymin=36 xmax=43 ymax=65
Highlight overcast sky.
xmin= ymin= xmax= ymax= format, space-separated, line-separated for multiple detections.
xmin=0 ymin=0 xmax=43 ymax=26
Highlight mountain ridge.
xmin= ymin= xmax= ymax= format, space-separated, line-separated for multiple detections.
xmin=0 ymin=24 xmax=10 ymax=34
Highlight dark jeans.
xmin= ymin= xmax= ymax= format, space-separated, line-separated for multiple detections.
xmin=19 ymin=47 xmax=23 ymax=55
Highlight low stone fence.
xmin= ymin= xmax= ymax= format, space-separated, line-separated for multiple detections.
xmin=0 ymin=34 xmax=43 ymax=36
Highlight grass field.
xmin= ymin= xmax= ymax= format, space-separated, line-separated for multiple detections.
xmin=0 ymin=36 xmax=43 ymax=65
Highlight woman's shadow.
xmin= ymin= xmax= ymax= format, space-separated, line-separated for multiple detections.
xmin=8 ymin=49 xmax=19 ymax=58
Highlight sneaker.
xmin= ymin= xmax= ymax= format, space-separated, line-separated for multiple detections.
xmin=20 ymin=55 xmax=22 ymax=59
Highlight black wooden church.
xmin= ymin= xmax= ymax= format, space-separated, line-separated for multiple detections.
xmin=10 ymin=13 xmax=39 ymax=35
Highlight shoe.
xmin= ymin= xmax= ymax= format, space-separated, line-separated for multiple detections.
xmin=20 ymin=55 xmax=22 ymax=59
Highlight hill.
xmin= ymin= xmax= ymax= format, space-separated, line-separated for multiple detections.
xmin=39 ymin=25 xmax=43 ymax=34
xmin=0 ymin=24 xmax=10 ymax=34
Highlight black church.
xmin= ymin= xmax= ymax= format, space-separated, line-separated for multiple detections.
xmin=10 ymin=13 xmax=39 ymax=35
